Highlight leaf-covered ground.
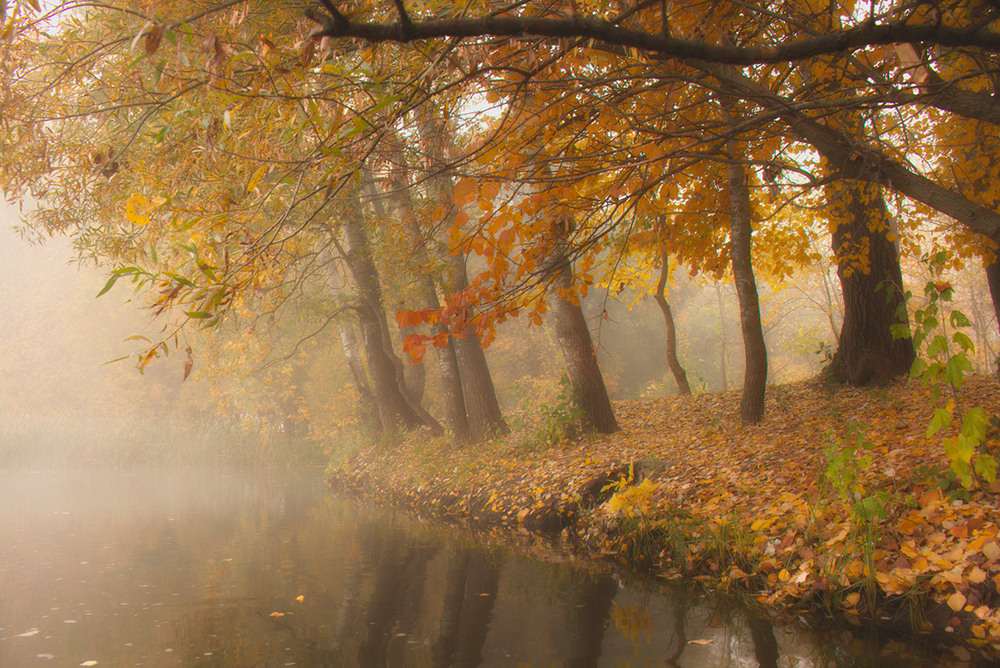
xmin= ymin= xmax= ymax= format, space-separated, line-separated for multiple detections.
xmin=328 ymin=375 xmax=1000 ymax=658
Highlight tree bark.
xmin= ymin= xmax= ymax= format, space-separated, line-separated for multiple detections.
xmin=546 ymin=238 xmax=619 ymax=434
xmin=417 ymin=104 xmax=508 ymax=439
xmin=339 ymin=322 xmax=381 ymax=437
xmin=654 ymin=250 xmax=692 ymax=395
xmin=715 ymin=283 xmax=728 ymax=392
xmin=341 ymin=211 xmax=443 ymax=436
xmin=826 ymin=182 xmax=915 ymax=385
xmin=443 ymin=254 xmax=509 ymax=440
xmin=361 ymin=167 xmax=428 ymax=405
xmin=986 ymin=254 xmax=1000 ymax=343
xmin=727 ymin=153 xmax=767 ymax=426
xmin=379 ymin=155 xmax=472 ymax=445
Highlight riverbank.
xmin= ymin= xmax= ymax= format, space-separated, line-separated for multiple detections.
xmin=327 ymin=376 xmax=1000 ymax=660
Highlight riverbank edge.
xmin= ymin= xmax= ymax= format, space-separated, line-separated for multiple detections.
xmin=326 ymin=379 xmax=1000 ymax=662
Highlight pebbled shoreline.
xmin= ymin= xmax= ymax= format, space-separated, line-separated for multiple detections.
xmin=328 ymin=376 xmax=1000 ymax=661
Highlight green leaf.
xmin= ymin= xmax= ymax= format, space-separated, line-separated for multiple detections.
xmin=890 ymin=323 xmax=911 ymax=340
xmin=196 ymin=261 xmax=217 ymax=282
xmin=927 ymin=407 xmax=952 ymax=438
xmin=944 ymin=353 xmax=972 ymax=388
xmin=185 ymin=311 xmax=213 ymax=319
xmin=165 ymin=272 xmax=195 ymax=287
xmin=974 ymin=454 xmax=998 ymax=484
xmin=963 ymin=407 xmax=988 ymax=443
xmin=952 ymin=331 xmax=975 ymax=353
xmin=96 ymin=274 xmax=120 ymax=298
xmin=926 ymin=334 xmax=948 ymax=358
xmin=948 ymin=434 xmax=976 ymax=463
xmin=950 ymin=310 xmax=971 ymax=328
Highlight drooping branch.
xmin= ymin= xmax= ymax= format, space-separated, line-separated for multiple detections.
xmin=706 ymin=66 xmax=1000 ymax=240
xmin=306 ymin=9 xmax=1000 ymax=66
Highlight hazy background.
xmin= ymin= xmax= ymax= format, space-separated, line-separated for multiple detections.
xmin=4 ymin=201 xmax=995 ymax=469
xmin=0 ymin=204 xmax=315 ymax=467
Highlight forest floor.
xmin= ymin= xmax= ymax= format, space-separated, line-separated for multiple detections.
xmin=327 ymin=375 xmax=1000 ymax=660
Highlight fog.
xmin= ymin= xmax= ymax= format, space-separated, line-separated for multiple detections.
xmin=0 ymin=206 xmax=305 ymax=467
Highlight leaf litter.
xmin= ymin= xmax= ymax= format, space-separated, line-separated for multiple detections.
xmin=329 ymin=376 xmax=1000 ymax=657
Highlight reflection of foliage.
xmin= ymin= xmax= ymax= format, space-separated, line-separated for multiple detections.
xmin=611 ymin=601 xmax=652 ymax=645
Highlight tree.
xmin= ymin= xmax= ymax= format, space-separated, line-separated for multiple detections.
xmin=339 ymin=199 xmax=443 ymax=436
xmin=6 ymin=0 xmax=1000 ymax=436
xmin=826 ymin=181 xmax=915 ymax=384
xmin=726 ymin=142 xmax=768 ymax=425
xmin=653 ymin=250 xmax=692 ymax=395
xmin=543 ymin=213 xmax=619 ymax=433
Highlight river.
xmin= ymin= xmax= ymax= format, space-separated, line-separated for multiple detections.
xmin=0 ymin=469 xmax=968 ymax=666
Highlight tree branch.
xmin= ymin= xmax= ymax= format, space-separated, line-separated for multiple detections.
xmin=307 ymin=12 xmax=1000 ymax=65
xmin=707 ymin=65 xmax=1000 ymax=240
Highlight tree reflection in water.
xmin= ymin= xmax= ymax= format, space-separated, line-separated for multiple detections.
xmin=0 ymin=470 xmax=962 ymax=667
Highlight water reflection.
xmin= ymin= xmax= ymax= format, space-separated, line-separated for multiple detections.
xmin=0 ymin=470 xmax=963 ymax=666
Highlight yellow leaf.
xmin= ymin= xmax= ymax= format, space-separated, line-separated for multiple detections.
xmin=983 ymin=541 xmax=1000 ymax=560
xmin=778 ymin=568 xmax=790 ymax=582
xmin=247 ymin=164 xmax=268 ymax=194
xmin=968 ymin=566 xmax=987 ymax=584
xmin=844 ymin=592 xmax=861 ymax=607
xmin=947 ymin=591 xmax=967 ymax=612
xmin=295 ymin=595 xmax=305 ymax=602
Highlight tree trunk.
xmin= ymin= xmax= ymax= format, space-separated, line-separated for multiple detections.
xmin=443 ymin=254 xmax=509 ymax=440
xmin=380 ymin=157 xmax=472 ymax=445
xmin=361 ymin=167 xmax=428 ymax=405
xmin=728 ymin=155 xmax=767 ymax=426
xmin=986 ymin=253 xmax=1000 ymax=343
xmin=398 ymin=321 xmax=427 ymax=403
xmin=654 ymin=250 xmax=692 ymax=395
xmin=827 ymin=182 xmax=915 ymax=385
xmin=339 ymin=322 xmax=381 ymax=437
xmin=546 ymin=239 xmax=619 ymax=434
xmin=341 ymin=211 xmax=443 ymax=436
xmin=416 ymin=105 xmax=508 ymax=439
xmin=716 ymin=283 xmax=728 ymax=392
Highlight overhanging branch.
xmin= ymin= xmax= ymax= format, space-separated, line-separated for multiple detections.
xmin=306 ymin=10 xmax=1000 ymax=65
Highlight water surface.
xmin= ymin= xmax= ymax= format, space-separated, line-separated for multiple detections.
xmin=0 ymin=469 xmax=965 ymax=666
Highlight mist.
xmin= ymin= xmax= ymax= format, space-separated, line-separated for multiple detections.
xmin=0 ymin=205 xmax=317 ymax=467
